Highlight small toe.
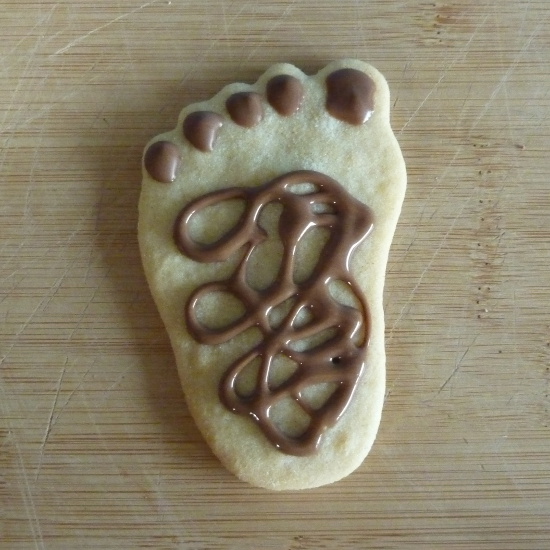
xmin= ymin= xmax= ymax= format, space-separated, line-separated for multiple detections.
xmin=266 ymin=74 xmax=304 ymax=116
xmin=144 ymin=140 xmax=180 ymax=183
xmin=226 ymin=91 xmax=264 ymax=127
xmin=183 ymin=111 xmax=224 ymax=152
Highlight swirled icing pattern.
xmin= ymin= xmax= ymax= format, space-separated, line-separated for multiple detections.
xmin=174 ymin=171 xmax=374 ymax=455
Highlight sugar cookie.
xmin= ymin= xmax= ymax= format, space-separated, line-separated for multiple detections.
xmin=139 ymin=60 xmax=406 ymax=490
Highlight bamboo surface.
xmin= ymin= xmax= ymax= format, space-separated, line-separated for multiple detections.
xmin=1 ymin=1 xmax=549 ymax=548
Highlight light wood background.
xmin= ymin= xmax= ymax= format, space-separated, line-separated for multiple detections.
xmin=1 ymin=1 xmax=549 ymax=548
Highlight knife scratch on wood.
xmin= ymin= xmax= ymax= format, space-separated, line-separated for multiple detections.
xmin=53 ymin=0 xmax=163 ymax=56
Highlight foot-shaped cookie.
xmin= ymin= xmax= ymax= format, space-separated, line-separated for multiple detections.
xmin=139 ymin=60 xmax=406 ymax=490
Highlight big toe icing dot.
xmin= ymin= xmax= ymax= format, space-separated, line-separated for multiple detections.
xmin=144 ymin=140 xmax=181 ymax=183
xmin=325 ymin=68 xmax=376 ymax=125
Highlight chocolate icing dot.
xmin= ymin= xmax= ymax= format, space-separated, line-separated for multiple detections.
xmin=325 ymin=68 xmax=376 ymax=125
xmin=226 ymin=92 xmax=264 ymax=128
xmin=266 ymin=74 xmax=304 ymax=116
xmin=183 ymin=111 xmax=224 ymax=152
xmin=144 ymin=140 xmax=180 ymax=183
xmin=174 ymin=170 xmax=374 ymax=456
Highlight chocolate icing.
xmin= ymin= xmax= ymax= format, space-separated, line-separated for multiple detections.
xmin=266 ymin=75 xmax=304 ymax=116
xmin=174 ymin=171 xmax=374 ymax=455
xmin=144 ymin=140 xmax=181 ymax=183
xmin=325 ymin=68 xmax=375 ymax=125
xmin=226 ymin=91 xmax=264 ymax=128
xmin=183 ymin=111 xmax=224 ymax=152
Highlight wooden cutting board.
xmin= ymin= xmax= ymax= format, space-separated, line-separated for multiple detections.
xmin=1 ymin=1 xmax=549 ymax=548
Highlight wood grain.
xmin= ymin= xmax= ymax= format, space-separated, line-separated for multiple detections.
xmin=1 ymin=0 xmax=549 ymax=548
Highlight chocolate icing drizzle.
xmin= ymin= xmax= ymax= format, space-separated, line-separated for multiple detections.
xmin=174 ymin=170 xmax=374 ymax=455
